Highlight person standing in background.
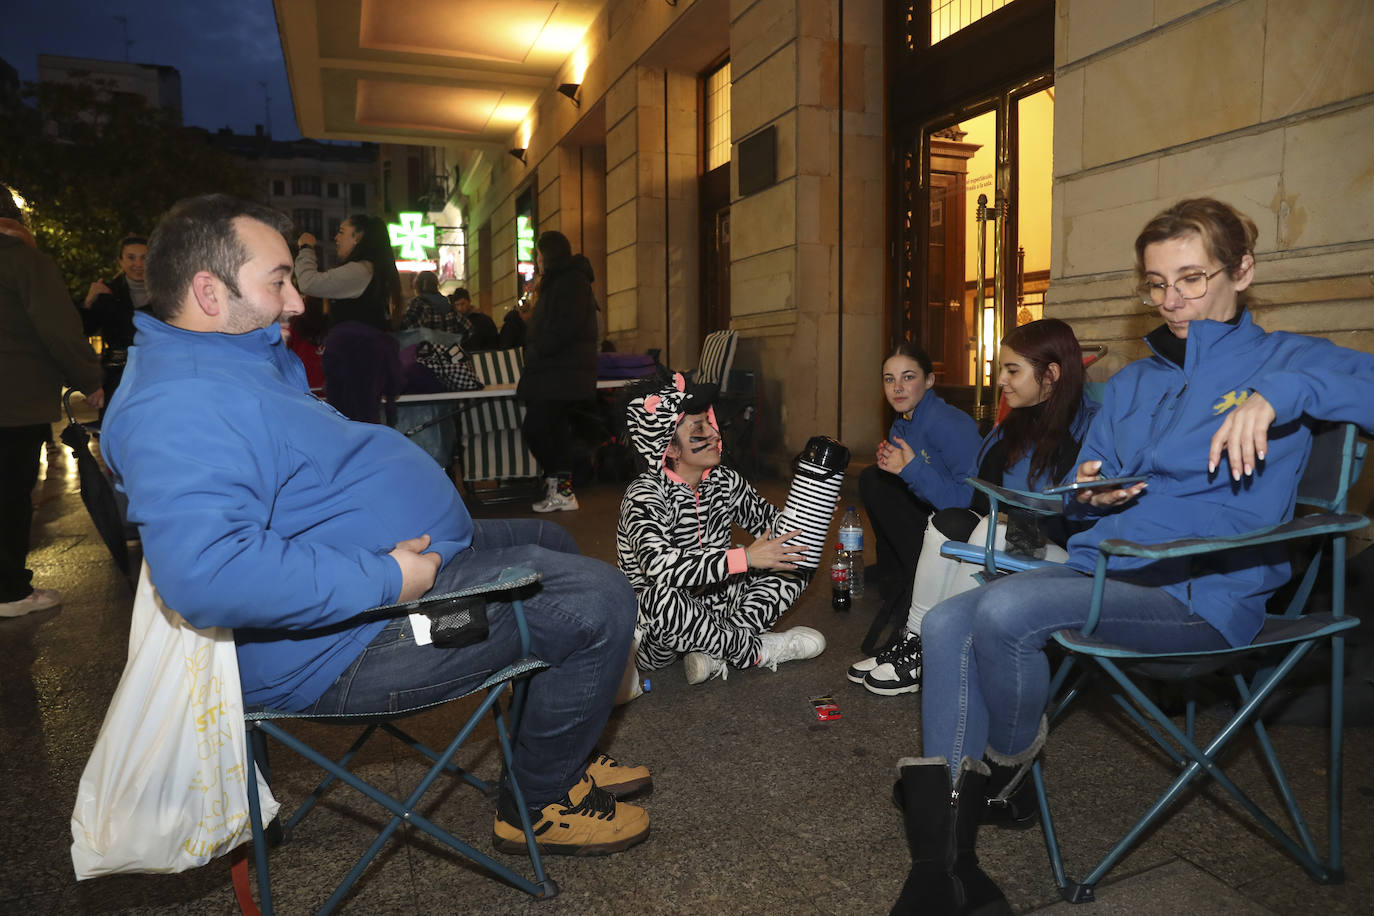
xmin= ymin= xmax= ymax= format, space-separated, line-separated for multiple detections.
xmin=0 ymin=186 xmax=104 ymax=617
xmin=517 ymin=231 xmax=600 ymax=513
xmin=77 ymin=235 xmax=147 ymax=413
xmin=451 ymin=287 xmax=500 ymax=351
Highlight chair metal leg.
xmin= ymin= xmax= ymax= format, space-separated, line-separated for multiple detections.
xmin=244 ymin=722 xmax=275 ymax=916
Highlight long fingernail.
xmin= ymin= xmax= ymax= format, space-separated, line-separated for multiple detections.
xmin=1257 ymin=450 xmax=1266 ymax=461
xmin=1245 ymin=464 xmax=1253 ymax=476
xmin=1208 ymin=462 xmax=1215 ymax=474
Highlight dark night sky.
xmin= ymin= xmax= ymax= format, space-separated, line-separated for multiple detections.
xmin=2 ymin=0 xmax=302 ymax=140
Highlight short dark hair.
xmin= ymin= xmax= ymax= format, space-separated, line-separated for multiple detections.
xmin=449 ymin=287 xmax=471 ymax=302
xmin=145 ymin=194 xmax=291 ymax=322
xmin=117 ymin=235 xmax=147 ymax=257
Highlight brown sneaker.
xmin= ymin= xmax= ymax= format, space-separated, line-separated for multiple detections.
xmin=493 ymin=775 xmax=649 ymax=856
xmin=585 ymin=753 xmax=653 ymax=800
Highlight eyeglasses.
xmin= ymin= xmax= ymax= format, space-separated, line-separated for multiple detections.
xmin=1139 ymin=266 xmax=1226 ymax=307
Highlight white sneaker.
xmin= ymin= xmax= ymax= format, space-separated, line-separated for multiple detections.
xmin=684 ymin=651 xmax=727 ymax=684
xmin=532 ymin=491 xmax=580 ymax=513
xmin=0 ymin=588 xmax=61 ymax=618
xmin=757 ymin=626 xmax=827 ymax=671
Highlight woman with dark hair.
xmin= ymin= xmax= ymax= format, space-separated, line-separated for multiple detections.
xmin=294 ymin=215 xmax=403 ymax=331
xmin=849 ymin=319 xmax=1094 ymax=697
xmin=517 ymin=230 xmax=599 ymax=512
xmin=859 ymin=342 xmax=982 ymax=632
xmin=887 ymin=199 xmax=1374 ymax=914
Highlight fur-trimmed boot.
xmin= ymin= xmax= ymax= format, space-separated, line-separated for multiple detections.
xmin=890 ymin=757 xmax=1011 ymax=916
xmin=983 ymin=717 xmax=1047 ymax=830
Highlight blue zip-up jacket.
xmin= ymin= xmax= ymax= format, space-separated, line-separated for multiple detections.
xmin=102 ymin=312 xmax=474 ymax=710
xmin=981 ymin=394 xmax=1099 ymax=493
xmin=889 ymin=392 xmax=982 ymax=510
xmin=1066 ymin=311 xmax=1374 ymax=647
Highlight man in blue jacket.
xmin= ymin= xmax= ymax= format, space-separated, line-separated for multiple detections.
xmin=101 ymin=194 xmax=650 ymax=858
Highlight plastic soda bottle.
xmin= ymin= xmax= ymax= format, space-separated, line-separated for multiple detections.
xmin=830 ymin=547 xmax=852 ymax=612
xmin=838 ymin=506 xmax=864 ymax=599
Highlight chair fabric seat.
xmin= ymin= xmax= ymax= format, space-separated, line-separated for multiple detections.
xmin=462 ymin=349 xmax=539 ymax=482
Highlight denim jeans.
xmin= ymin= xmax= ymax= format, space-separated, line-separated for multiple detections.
xmin=307 ymin=518 xmax=636 ymax=809
xmin=920 ymin=565 xmax=1230 ymax=777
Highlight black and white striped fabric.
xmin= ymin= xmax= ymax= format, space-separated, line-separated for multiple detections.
xmin=780 ymin=460 xmax=843 ymax=569
xmin=461 ymin=349 xmax=538 ymax=481
xmin=694 ymin=329 xmax=737 ymax=389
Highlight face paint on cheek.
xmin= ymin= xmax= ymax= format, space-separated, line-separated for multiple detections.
xmin=688 ymin=435 xmax=715 ymax=454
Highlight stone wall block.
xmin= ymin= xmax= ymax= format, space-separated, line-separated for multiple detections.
xmin=1062 ymin=159 xmax=1159 ymax=218
xmin=1157 ymin=128 xmax=1283 ymax=200
xmin=1051 ymin=65 xmax=1084 ymax=178
xmin=732 ymin=0 xmax=798 ymax=77
xmin=606 ymin=247 xmax=638 ymax=296
xmin=733 ymin=42 xmax=799 ymax=140
xmin=797 ymin=107 xmax=833 ymax=176
xmin=732 ymin=247 xmax=797 ymax=315
xmin=1278 ymin=104 xmax=1374 ymax=250
xmin=605 ymin=202 xmax=637 ymax=253
xmin=1060 ymin=0 xmax=1155 ymax=64
xmin=606 ymin=158 xmax=638 ymax=210
xmin=732 ymin=178 xmax=797 ymax=260
xmin=1262 ymin=0 xmax=1374 ymax=122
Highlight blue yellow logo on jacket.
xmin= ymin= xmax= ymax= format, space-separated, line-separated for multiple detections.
xmin=920 ymin=448 xmax=932 ymax=465
xmin=1212 ymin=389 xmax=1251 ymax=415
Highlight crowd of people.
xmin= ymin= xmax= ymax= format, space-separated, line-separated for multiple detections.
xmin=6 ymin=185 xmax=1374 ymax=913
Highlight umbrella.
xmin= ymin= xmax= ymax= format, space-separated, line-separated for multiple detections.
xmin=60 ymin=390 xmax=132 ymax=577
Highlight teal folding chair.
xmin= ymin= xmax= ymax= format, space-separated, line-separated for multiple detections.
xmin=231 ymin=567 xmax=559 ymax=915
xmin=941 ymin=422 xmax=1368 ymax=903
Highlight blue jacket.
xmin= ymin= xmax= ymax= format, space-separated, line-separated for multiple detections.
xmin=983 ymin=394 xmax=1098 ymax=493
xmin=888 ymin=392 xmax=982 ymax=510
xmin=103 ymin=312 xmax=474 ymax=710
xmin=1067 ymin=311 xmax=1374 ymax=647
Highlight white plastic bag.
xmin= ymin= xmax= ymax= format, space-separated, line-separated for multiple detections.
xmin=71 ymin=561 xmax=279 ymax=878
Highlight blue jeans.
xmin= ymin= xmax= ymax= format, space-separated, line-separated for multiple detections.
xmin=307 ymin=519 xmax=636 ymax=809
xmin=920 ymin=565 xmax=1229 ymax=777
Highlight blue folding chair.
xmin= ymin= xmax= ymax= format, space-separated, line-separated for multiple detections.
xmin=941 ymin=422 xmax=1368 ymax=903
xmin=231 ymin=566 xmax=559 ymax=915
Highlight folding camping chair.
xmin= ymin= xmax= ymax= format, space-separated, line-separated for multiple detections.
xmin=231 ymin=566 xmax=559 ymax=915
xmin=459 ymin=349 xmax=542 ymax=504
xmin=689 ymin=330 xmax=761 ymax=478
xmin=941 ymin=422 xmax=1368 ymax=903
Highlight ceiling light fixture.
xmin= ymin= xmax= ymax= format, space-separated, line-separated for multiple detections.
xmin=557 ymin=83 xmax=581 ymax=108
xmin=509 ymin=147 xmax=527 ymax=164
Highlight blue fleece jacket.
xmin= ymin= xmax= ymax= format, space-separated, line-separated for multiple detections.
xmin=889 ymin=391 xmax=982 ymax=510
xmin=102 ymin=312 xmax=474 ymax=710
xmin=1066 ymin=311 xmax=1374 ymax=647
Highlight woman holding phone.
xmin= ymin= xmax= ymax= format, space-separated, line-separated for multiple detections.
xmin=888 ymin=198 xmax=1374 ymax=915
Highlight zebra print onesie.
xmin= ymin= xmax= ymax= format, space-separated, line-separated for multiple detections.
xmin=617 ymin=374 xmax=810 ymax=671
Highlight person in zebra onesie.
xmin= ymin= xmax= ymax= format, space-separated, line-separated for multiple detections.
xmin=617 ymin=373 xmax=826 ymax=684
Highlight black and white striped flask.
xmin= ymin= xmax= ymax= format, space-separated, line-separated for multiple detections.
xmin=781 ymin=436 xmax=850 ymax=569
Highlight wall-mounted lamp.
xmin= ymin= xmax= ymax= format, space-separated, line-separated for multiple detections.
xmin=557 ymin=83 xmax=581 ymax=108
xmin=508 ymin=147 xmax=527 ymax=165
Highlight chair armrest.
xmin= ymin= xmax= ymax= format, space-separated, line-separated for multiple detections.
xmin=967 ymin=478 xmax=1063 ymax=516
xmin=1096 ymin=513 xmax=1369 ymax=560
xmin=349 ymin=566 xmax=541 ymax=624
xmin=940 ymin=541 xmax=1062 ymax=574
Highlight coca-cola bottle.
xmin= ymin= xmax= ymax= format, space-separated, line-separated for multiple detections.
xmin=830 ymin=546 xmax=852 ymax=612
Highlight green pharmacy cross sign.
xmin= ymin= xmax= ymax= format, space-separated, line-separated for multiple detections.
xmin=387 ymin=212 xmax=436 ymax=260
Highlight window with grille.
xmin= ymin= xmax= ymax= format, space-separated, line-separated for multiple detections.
xmin=292 ymin=209 xmax=322 ymax=236
xmin=929 ymin=0 xmax=1013 ymax=45
xmin=291 ymin=175 xmax=321 ymax=196
xmin=703 ymin=61 xmax=731 ymax=172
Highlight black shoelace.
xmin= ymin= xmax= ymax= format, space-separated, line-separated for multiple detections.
xmin=560 ymin=782 xmax=617 ymax=821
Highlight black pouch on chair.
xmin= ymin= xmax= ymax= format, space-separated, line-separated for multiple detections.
xmin=425 ymin=595 xmax=490 ymax=648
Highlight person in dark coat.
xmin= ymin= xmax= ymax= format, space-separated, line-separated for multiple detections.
xmin=450 ymin=287 xmax=500 ymax=350
xmin=517 ymin=230 xmax=599 ymax=512
xmin=78 ymin=235 xmax=148 ymax=415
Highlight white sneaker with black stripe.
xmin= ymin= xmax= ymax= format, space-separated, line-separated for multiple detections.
xmin=863 ymin=632 xmax=923 ymax=696
xmin=847 ymin=629 xmax=920 ymax=684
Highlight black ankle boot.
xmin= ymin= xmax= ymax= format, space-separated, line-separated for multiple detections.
xmin=889 ymin=758 xmax=1011 ymax=916
xmin=982 ymin=760 xmax=1040 ymax=830
xmin=951 ymin=762 xmax=1013 ymax=916
xmin=890 ymin=758 xmax=961 ymax=915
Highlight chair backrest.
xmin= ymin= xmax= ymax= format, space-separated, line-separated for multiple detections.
xmin=462 ymin=348 xmax=538 ymax=480
xmin=1296 ymin=422 xmax=1365 ymax=514
xmin=695 ymin=330 xmax=738 ymax=391
xmin=467 ymin=349 xmax=526 ymax=433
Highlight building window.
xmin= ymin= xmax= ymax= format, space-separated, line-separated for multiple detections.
xmin=326 ymin=181 xmax=339 ymax=198
xmin=271 ymin=179 xmax=285 ymax=197
xmin=293 ymin=208 xmax=323 ymax=236
xmin=703 ymin=60 xmax=731 ymax=172
xmin=291 ymin=175 xmax=321 ymax=196
xmin=351 ymin=182 xmax=366 ymax=208
xmin=928 ymin=0 xmax=1013 ymax=45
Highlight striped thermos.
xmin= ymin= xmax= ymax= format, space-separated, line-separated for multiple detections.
xmin=780 ymin=436 xmax=850 ymax=569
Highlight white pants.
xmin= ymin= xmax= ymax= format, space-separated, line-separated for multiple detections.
xmin=905 ymin=514 xmax=1068 ymax=635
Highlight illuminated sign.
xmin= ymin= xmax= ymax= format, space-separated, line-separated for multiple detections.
xmin=387 ymin=212 xmax=436 ymax=261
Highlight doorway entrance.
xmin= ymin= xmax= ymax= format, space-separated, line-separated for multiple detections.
xmin=888 ymin=0 xmax=1054 ymax=419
